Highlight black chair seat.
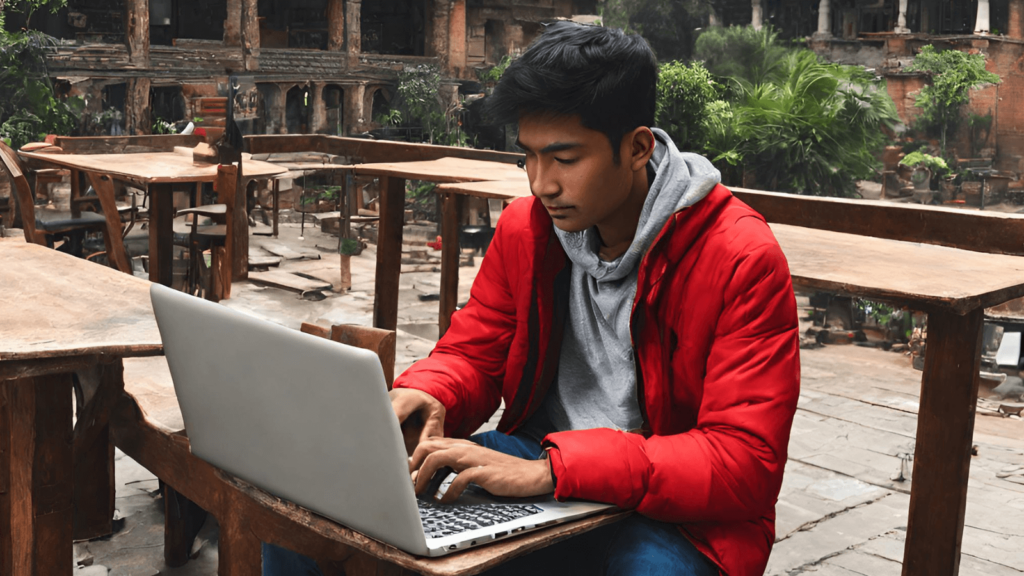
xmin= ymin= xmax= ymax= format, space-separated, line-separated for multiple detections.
xmin=34 ymin=209 xmax=107 ymax=233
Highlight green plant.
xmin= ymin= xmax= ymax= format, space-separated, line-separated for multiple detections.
xmin=374 ymin=109 xmax=402 ymax=127
xmin=905 ymin=45 xmax=1001 ymax=154
xmin=695 ymin=25 xmax=791 ymax=91
xmin=703 ymin=36 xmax=899 ymax=196
xmin=0 ymin=29 xmax=82 ymax=148
xmin=478 ymin=55 xmax=513 ymax=84
xmin=655 ymin=61 xmax=721 ymax=152
xmin=152 ymin=117 xmax=175 ymax=134
xmin=394 ymin=65 xmax=464 ymax=146
xmin=899 ymin=151 xmax=950 ymax=177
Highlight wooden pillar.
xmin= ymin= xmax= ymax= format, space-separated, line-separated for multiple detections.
xmin=224 ymin=0 xmax=241 ymax=45
xmin=310 ymin=83 xmax=327 ymax=134
xmin=328 ymin=0 xmax=345 ymax=52
xmin=124 ymin=77 xmax=151 ymax=136
xmin=1011 ymin=0 xmax=1024 ymax=39
xmin=975 ymin=0 xmax=991 ymax=34
xmin=346 ymin=0 xmax=361 ymax=67
xmin=1 ymin=375 xmax=75 ymax=576
xmin=751 ymin=0 xmax=763 ymax=31
xmin=373 ymin=176 xmax=406 ymax=331
xmin=72 ymin=358 xmax=124 ymax=542
xmin=438 ymin=192 xmax=464 ymax=337
xmin=902 ymin=308 xmax=983 ymax=576
xmin=448 ymin=0 xmax=466 ymax=76
xmin=895 ymin=0 xmax=910 ymax=33
xmin=431 ymin=0 xmax=451 ymax=67
xmin=125 ymin=0 xmax=150 ymax=67
xmin=343 ymin=82 xmax=366 ymax=134
xmin=274 ymin=84 xmax=289 ymax=134
xmin=241 ymin=0 xmax=260 ymax=70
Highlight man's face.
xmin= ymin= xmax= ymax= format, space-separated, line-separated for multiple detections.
xmin=516 ymin=113 xmax=638 ymax=233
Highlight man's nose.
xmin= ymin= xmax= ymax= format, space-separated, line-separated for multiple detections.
xmin=530 ymin=161 xmax=559 ymax=198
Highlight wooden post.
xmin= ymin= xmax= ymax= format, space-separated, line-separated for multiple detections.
xmin=430 ymin=0 xmax=451 ymax=68
xmin=241 ymin=0 xmax=260 ymax=70
xmin=125 ymin=77 xmax=151 ymax=136
xmin=346 ymin=0 xmax=361 ymax=67
xmin=72 ymin=358 xmax=124 ymax=541
xmin=149 ymin=183 xmax=175 ymax=287
xmin=1 ymin=374 xmax=75 ymax=576
xmin=224 ymin=0 xmax=242 ymax=45
xmin=448 ymin=0 xmax=467 ymax=76
xmin=163 ymin=485 xmax=208 ymax=567
xmin=372 ymin=176 xmax=406 ymax=331
xmin=125 ymin=0 xmax=150 ymax=68
xmin=439 ymin=192 xmax=464 ymax=338
xmin=218 ymin=494 xmax=262 ymax=576
xmin=327 ymin=0 xmax=345 ymax=52
xmin=902 ymin=308 xmax=983 ymax=576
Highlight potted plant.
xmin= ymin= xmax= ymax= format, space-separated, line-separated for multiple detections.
xmin=900 ymin=151 xmax=950 ymax=203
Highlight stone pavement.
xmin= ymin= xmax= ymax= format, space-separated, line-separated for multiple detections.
xmin=72 ymin=221 xmax=1024 ymax=575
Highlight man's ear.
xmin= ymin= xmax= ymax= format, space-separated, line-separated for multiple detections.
xmin=628 ymin=127 xmax=656 ymax=173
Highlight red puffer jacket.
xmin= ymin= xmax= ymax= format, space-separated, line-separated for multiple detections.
xmin=394 ymin=184 xmax=800 ymax=575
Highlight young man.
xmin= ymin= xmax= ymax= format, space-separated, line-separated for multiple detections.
xmin=265 ymin=22 xmax=799 ymax=576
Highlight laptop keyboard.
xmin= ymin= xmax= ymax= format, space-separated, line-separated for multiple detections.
xmin=418 ymin=499 xmax=543 ymax=539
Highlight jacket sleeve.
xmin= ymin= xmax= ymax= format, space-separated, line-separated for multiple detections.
xmin=543 ymin=223 xmax=800 ymax=523
xmin=392 ymin=213 xmax=519 ymax=438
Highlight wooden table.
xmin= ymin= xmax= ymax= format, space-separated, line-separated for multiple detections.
xmin=19 ymin=150 xmax=286 ymax=287
xmin=430 ymin=181 xmax=1024 ymax=576
xmin=351 ymin=158 xmax=525 ymax=331
xmin=0 ymin=240 xmax=162 ymax=575
xmin=434 ymin=180 xmax=533 ymax=336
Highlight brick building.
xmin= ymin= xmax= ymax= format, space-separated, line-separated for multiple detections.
xmin=4 ymin=0 xmax=596 ymax=139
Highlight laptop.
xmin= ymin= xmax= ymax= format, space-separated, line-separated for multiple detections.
xmin=150 ymin=284 xmax=614 ymax=557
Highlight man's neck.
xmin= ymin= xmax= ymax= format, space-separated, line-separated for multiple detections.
xmin=596 ymin=165 xmax=652 ymax=261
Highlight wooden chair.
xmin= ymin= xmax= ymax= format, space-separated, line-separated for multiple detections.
xmin=113 ymin=322 xmax=397 ymax=574
xmin=172 ymin=165 xmax=237 ymax=301
xmin=0 ymin=141 xmax=131 ymax=273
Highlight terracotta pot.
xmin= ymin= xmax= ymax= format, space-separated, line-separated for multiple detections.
xmin=962 ymin=181 xmax=983 ymax=206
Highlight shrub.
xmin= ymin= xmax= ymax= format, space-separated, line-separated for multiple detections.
xmin=655 ymin=61 xmax=721 ymax=152
xmin=899 ymin=151 xmax=950 ymax=177
xmin=0 ymin=30 xmax=81 ymax=148
xmin=905 ymin=45 xmax=1000 ymax=154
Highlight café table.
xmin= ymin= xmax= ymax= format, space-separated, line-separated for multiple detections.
xmin=432 ymin=179 xmax=1024 ymax=576
xmin=350 ymin=157 xmax=525 ymax=331
xmin=0 ymin=239 xmax=162 ymax=575
xmin=19 ymin=150 xmax=286 ymax=286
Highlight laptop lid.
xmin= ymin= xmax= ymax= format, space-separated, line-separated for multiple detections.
xmin=150 ymin=284 xmax=428 ymax=555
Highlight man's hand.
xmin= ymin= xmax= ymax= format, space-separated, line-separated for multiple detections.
xmin=389 ymin=388 xmax=446 ymax=455
xmin=410 ymin=437 xmax=554 ymax=504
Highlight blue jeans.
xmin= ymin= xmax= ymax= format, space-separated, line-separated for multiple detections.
xmin=262 ymin=431 xmax=718 ymax=576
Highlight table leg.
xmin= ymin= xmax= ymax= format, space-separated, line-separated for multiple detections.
xmin=86 ymin=172 xmax=133 ymax=274
xmin=69 ymin=170 xmax=82 ymax=219
xmin=149 ymin=183 xmax=175 ymax=286
xmin=232 ymin=175 xmax=250 ymax=282
xmin=272 ymin=179 xmax=280 ymax=238
xmin=72 ymin=358 xmax=124 ymax=541
xmin=373 ymin=176 xmax=406 ymax=331
xmin=902 ymin=308 xmax=983 ymax=576
xmin=439 ymin=193 xmax=465 ymax=338
xmin=0 ymin=373 xmax=75 ymax=576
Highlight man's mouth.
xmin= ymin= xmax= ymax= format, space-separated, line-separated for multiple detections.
xmin=545 ymin=205 xmax=572 ymax=212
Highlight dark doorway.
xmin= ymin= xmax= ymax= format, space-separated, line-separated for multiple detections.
xmin=360 ymin=0 xmax=428 ymax=55
xmin=286 ymin=85 xmax=312 ymax=134
xmin=324 ymin=84 xmax=344 ymax=135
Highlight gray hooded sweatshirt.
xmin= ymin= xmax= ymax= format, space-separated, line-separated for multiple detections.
xmin=522 ymin=128 xmax=721 ymax=439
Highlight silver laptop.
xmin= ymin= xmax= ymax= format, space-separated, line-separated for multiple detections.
xmin=150 ymin=284 xmax=614 ymax=557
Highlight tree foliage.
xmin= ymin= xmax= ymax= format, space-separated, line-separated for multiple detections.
xmin=905 ymin=45 xmax=1000 ymax=153
xmin=655 ymin=60 xmax=720 ymax=152
xmin=599 ymin=0 xmax=716 ymax=62
xmin=697 ymin=27 xmax=899 ymax=196
xmin=0 ymin=28 xmax=81 ymax=148
xmin=393 ymin=65 xmax=464 ymax=146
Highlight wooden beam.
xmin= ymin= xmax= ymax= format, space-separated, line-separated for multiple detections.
xmin=125 ymin=77 xmax=151 ymax=136
xmin=346 ymin=0 xmax=361 ymax=67
xmin=439 ymin=193 xmax=464 ymax=338
xmin=246 ymin=134 xmax=522 ymax=165
xmin=224 ymin=0 xmax=242 ymax=46
xmin=85 ymin=172 xmax=133 ymax=274
xmin=53 ymin=135 xmax=204 ymax=154
xmin=148 ymin=183 xmax=175 ymax=287
xmin=732 ymin=187 xmax=1024 ymax=256
xmin=1 ymin=373 xmax=75 ymax=576
xmin=373 ymin=176 xmax=406 ymax=331
xmin=72 ymin=358 xmax=123 ymax=541
xmin=125 ymin=0 xmax=150 ymax=68
xmin=902 ymin=308 xmax=983 ymax=576
xmin=327 ymin=0 xmax=345 ymax=51
xmin=241 ymin=0 xmax=260 ymax=70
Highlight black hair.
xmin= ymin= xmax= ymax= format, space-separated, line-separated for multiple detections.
xmin=486 ymin=21 xmax=658 ymax=163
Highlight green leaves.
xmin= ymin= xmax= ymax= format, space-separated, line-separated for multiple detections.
xmin=655 ymin=61 xmax=720 ymax=152
xmin=0 ymin=28 xmax=79 ymax=149
xmin=693 ymin=27 xmax=899 ymax=197
xmin=905 ymin=45 xmax=1001 ymax=153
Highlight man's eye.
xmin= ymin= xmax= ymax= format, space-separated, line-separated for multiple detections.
xmin=554 ymin=157 xmax=577 ymax=165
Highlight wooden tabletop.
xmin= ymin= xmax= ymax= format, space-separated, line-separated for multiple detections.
xmin=0 ymin=240 xmax=162 ymax=362
xmin=773 ymin=223 xmax=1024 ymax=314
xmin=435 ymin=179 xmax=533 ymax=201
xmin=353 ymin=157 xmax=527 ymax=183
xmin=20 ymin=150 xmax=286 ymax=183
